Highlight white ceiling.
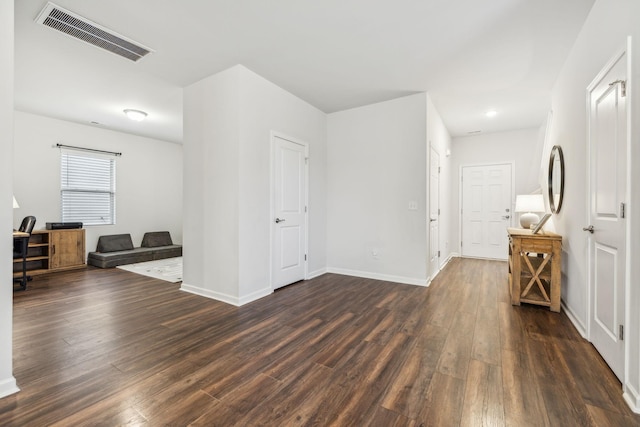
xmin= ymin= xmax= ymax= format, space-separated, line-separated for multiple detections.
xmin=14 ymin=0 xmax=595 ymax=144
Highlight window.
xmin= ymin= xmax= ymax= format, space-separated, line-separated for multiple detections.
xmin=61 ymin=150 xmax=116 ymax=225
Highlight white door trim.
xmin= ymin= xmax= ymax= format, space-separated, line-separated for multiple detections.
xmin=458 ymin=161 xmax=515 ymax=257
xmin=269 ymin=131 xmax=309 ymax=289
xmin=428 ymin=144 xmax=440 ymax=281
xmin=585 ymin=40 xmax=632 ymax=386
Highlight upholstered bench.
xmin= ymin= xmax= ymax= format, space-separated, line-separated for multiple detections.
xmin=88 ymin=231 xmax=182 ymax=268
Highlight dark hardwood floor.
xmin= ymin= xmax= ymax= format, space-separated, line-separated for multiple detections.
xmin=3 ymin=258 xmax=639 ymax=426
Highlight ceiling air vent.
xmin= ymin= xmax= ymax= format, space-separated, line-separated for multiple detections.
xmin=35 ymin=2 xmax=153 ymax=62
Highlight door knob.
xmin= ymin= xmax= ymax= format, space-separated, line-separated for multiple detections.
xmin=583 ymin=225 xmax=594 ymax=233
xmin=502 ymin=215 xmax=510 ymax=220
xmin=275 ymin=218 xmax=286 ymax=224
xmin=429 ymin=218 xmax=437 ymax=222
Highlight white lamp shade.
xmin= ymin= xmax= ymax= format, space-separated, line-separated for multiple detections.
xmin=515 ymin=194 xmax=545 ymax=229
xmin=514 ymin=194 xmax=545 ymax=213
xmin=13 ymin=195 xmax=19 ymax=209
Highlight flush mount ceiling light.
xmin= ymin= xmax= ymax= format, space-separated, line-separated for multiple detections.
xmin=123 ymin=109 xmax=148 ymax=122
xmin=485 ymin=110 xmax=498 ymax=118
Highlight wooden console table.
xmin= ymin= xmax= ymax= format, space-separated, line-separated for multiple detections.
xmin=508 ymin=228 xmax=562 ymax=312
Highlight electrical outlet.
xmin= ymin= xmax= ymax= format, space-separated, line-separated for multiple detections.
xmin=408 ymin=201 xmax=418 ymax=211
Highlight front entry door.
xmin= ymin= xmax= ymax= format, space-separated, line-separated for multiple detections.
xmin=586 ymin=49 xmax=627 ymax=381
xmin=461 ymin=164 xmax=512 ymax=260
xmin=429 ymin=146 xmax=440 ymax=280
xmin=272 ymin=135 xmax=307 ymax=289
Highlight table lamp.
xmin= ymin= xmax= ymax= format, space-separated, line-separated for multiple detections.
xmin=515 ymin=194 xmax=545 ymax=229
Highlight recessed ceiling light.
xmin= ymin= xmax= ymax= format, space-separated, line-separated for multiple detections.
xmin=485 ymin=110 xmax=498 ymax=118
xmin=468 ymin=130 xmax=482 ymax=134
xmin=123 ymin=109 xmax=148 ymax=122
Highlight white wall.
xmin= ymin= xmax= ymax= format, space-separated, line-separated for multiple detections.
xmin=427 ymin=95 xmax=453 ymax=269
xmin=183 ymin=67 xmax=240 ymax=301
xmin=182 ymin=65 xmax=327 ymax=305
xmin=237 ymin=66 xmax=327 ymax=293
xmin=0 ymin=0 xmax=18 ymax=399
xmin=451 ymin=127 xmax=542 ymax=254
xmin=544 ymin=0 xmax=640 ymax=410
xmin=327 ymin=93 xmax=428 ymax=285
xmin=12 ymin=112 xmax=183 ymax=255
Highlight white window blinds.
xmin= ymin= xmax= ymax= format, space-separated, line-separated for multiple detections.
xmin=61 ymin=150 xmax=116 ymax=225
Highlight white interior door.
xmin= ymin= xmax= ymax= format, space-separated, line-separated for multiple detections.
xmin=429 ymin=147 xmax=440 ymax=280
xmin=586 ymin=50 xmax=627 ymax=381
xmin=272 ymin=135 xmax=307 ymax=289
xmin=461 ymin=164 xmax=512 ymax=260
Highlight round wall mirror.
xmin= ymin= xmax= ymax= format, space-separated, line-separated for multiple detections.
xmin=548 ymin=145 xmax=565 ymax=213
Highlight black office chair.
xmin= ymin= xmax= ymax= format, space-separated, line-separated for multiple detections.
xmin=18 ymin=216 xmax=37 ymax=234
xmin=13 ymin=216 xmax=36 ymax=290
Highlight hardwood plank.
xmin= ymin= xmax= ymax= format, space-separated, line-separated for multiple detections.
xmin=380 ymin=339 xmax=439 ymax=416
xmin=436 ymin=309 xmax=475 ymax=379
xmin=498 ymin=301 xmax=525 ymax=352
xmin=585 ymin=403 xmax=640 ymax=427
xmin=1 ymin=364 xmax=129 ymax=426
xmin=329 ymin=333 xmax=413 ymax=426
xmin=203 ymin=319 xmax=325 ymax=399
xmin=501 ymin=348 xmax=550 ymax=427
xmin=381 ymin=321 xmax=448 ymax=418
xmin=49 ymin=405 xmax=146 ymax=427
xmin=2 ymin=260 xmax=638 ymax=426
xmin=215 ymin=373 xmax=281 ymax=415
xmin=527 ymin=340 xmax=594 ymax=426
xmin=472 ymin=305 xmax=502 ymax=366
xmin=460 ymin=359 xmax=505 ymax=426
xmin=145 ymin=389 xmax=217 ymax=426
xmin=313 ymin=307 xmax=389 ymax=368
xmin=361 ymin=405 xmax=418 ymax=426
xmin=558 ymin=339 xmax=636 ymax=418
xmin=417 ymin=372 xmax=466 ymax=426
xmin=188 ymin=399 xmax=243 ymax=427
xmin=235 ymin=362 xmax=334 ymax=426
xmin=264 ymin=311 xmax=356 ymax=381
xmin=477 ymin=261 xmax=499 ymax=308
xmin=398 ymin=291 xmax=432 ymax=336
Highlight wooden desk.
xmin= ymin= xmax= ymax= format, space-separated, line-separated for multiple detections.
xmin=13 ymin=229 xmax=86 ymax=278
xmin=508 ymin=228 xmax=562 ymax=312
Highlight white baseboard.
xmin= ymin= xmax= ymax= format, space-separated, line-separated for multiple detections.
xmin=624 ymin=384 xmax=640 ymax=414
xmin=326 ymin=267 xmax=428 ymax=287
xmin=306 ymin=268 xmax=327 ymax=280
xmin=180 ymin=283 xmax=273 ymax=306
xmin=431 ymin=253 xmax=455 ymax=280
xmin=439 ymin=253 xmax=455 ymax=270
xmin=0 ymin=377 xmax=19 ymax=399
xmin=561 ymin=301 xmax=587 ymax=338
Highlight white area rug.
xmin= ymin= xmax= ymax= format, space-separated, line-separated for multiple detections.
xmin=117 ymin=257 xmax=183 ymax=283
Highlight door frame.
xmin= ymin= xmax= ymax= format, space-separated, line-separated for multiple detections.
xmin=428 ymin=144 xmax=440 ymax=281
xmin=269 ymin=131 xmax=310 ymax=289
xmin=458 ymin=162 xmax=515 ymax=258
xmin=585 ymin=41 xmax=632 ymax=384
